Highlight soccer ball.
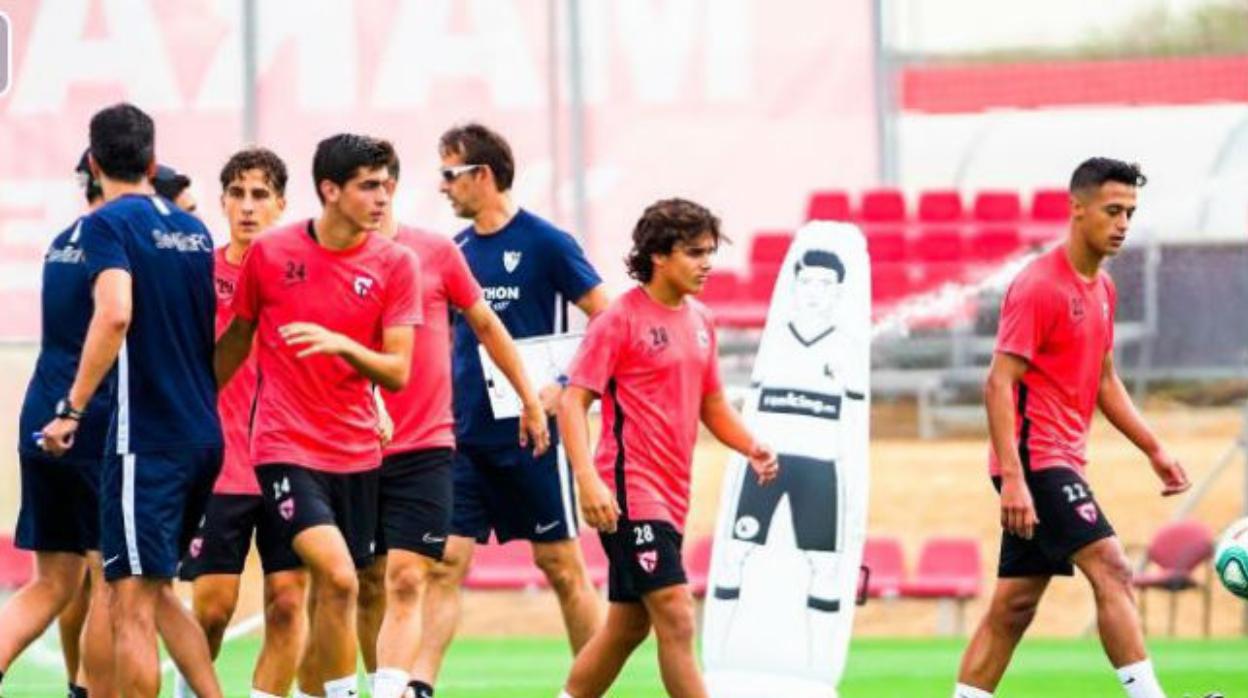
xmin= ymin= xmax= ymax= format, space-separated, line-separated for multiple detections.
xmin=1214 ymin=517 xmax=1248 ymax=599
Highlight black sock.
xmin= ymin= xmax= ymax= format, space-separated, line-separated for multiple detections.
xmin=407 ymin=679 xmax=434 ymax=697
xmin=69 ymin=682 xmax=89 ymax=698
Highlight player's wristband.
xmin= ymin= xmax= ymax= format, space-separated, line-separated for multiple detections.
xmin=54 ymin=397 xmax=85 ymax=421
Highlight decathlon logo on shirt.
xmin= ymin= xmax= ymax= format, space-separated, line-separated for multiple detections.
xmin=151 ymin=229 xmax=212 ymax=253
xmin=758 ymin=387 xmax=843 ymax=420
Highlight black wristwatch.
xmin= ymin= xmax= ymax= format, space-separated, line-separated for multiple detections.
xmin=54 ymin=397 xmax=85 ymax=421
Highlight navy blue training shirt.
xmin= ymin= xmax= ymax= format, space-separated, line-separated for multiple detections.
xmin=79 ymin=194 xmax=222 ymax=455
xmin=451 ymin=209 xmax=601 ymax=447
xmin=18 ymin=217 xmax=116 ymax=463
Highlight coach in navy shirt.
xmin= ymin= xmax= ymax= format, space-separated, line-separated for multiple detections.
xmin=39 ymin=103 xmax=224 ymax=698
xmin=406 ymin=123 xmax=608 ymax=696
xmin=0 ymin=153 xmax=108 ymax=698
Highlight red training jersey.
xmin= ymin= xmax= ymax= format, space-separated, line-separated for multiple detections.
xmin=568 ymin=286 xmax=722 ymax=530
xmin=382 ymin=226 xmax=482 ymax=454
xmin=989 ymin=245 xmax=1116 ymax=476
xmin=233 ymin=220 xmax=423 ymax=473
xmin=213 ymin=246 xmax=261 ymax=495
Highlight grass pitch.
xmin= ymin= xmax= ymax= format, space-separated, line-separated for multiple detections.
xmin=3 ymin=635 xmax=1244 ymax=697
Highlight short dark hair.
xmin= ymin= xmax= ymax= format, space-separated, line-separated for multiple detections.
xmin=88 ymin=103 xmax=155 ymax=183
xmin=220 ymin=147 xmax=289 ymax=196
xmin=312 ymin=134 xmax=395 ymax=203
xmin=1069 ymin=157 xmax=1147 ymax=194
xmin=794 ymin=249 xmax=845 ymax=282
xmin=626 ymin=198 xmax=724 ymax=283
xmin=438 ymin=123 xmax=515 ymax=192
xmin=385 ymin=148 xmax=400 ymax=181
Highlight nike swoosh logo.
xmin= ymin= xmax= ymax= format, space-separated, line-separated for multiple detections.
xmin=1123 ymin=677 xmax=1136 ymax=685
xmin=103 ymin=555 xmax=121 ymax=567
xmin=535 ymin=521 xmax=560 ymax=534
xmin=422 ymin=533 xmax=446 ymax=544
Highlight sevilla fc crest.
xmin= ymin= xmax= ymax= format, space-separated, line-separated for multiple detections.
xmin=637 ymin=549 xmax=658 ymax=574
xmin=1076 ymin=502 xmax=1098 ymax=524
xmin=503 ymin=250 xmax=522 ymax=273
xmin=189 ymin=537 xmax=203 ymax=559
xmin=279 ymin=498 xmax=295 ymax=521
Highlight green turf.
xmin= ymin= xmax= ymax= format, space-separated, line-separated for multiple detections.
xmin=3 ymin=635 xmax=1245 ymax=697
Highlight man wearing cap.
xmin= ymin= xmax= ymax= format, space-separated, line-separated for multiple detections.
xmin=0 ymin=151 xmax=109 ymax=698
xmin=153 ymin=164 xmax=196 ymax=214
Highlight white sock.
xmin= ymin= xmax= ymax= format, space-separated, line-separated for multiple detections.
xmin=1116 ymin=659 xmax=1165 ymax=698
xmin=324 ymin=674 xmax=360 ymax=698
xmin=557 ymin=692 xmax=576 ymax=698
xmin=366 ymin=673 xmax=376 ymax=696
xmin=372 ymin=668 xmax=410 ymax=698
xmin=250 ymin=691 xmax=283 ymax=698
xmin=295 ymin=689 xmax=326 ymax=698
xmin=953 ymin=683 xmax=993 ymax=698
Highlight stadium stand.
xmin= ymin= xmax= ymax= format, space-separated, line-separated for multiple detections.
xmin=916 ymin=190 xmax=965 ymax=223
xmin=1132 ymin=520 xmax=1215 ymax=637
xmin=861 ymin=536 xmax=906 ymax=600
xmin=899 ymin=537 xmax=982 ymax=635
xmin=805 ymin=190 xmax=853 ymax=222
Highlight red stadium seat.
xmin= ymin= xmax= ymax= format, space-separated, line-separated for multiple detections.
xmin=967 ymin=225 xmax=1022 ymax=263
xmin=747 ymin=264 xmax=781 ymax=303
xmin=917 ymin=190 xmax=964 ymax=223
xmin=1133 ymin=520 xmax=1215 ymax=636
xmin=806 ymin=190 xmax=852 ymax=222
xmin=699 ymin=270 xmax=742 ymax=305
xmin=910 ymin=226 xmax=965 ymax=262
xmin=0 ymin=535 xmax=34 ymax=590
xmin=685 ymin=536 xmax=713 ymax=599
xmin=464 ymin=540 xmax=545 ymax=591
xmin=871 ymin=263 xmax=912 ymax=304
xmin=1029 ymin=189 xmax=1070 ymax=222
xmin=862 ymin=536 xmax=906 ymax=599
xmin=900 ymin=537 xmax=981 ymax=600
xmin=749 ymin=231 xmax=794 ymax=266
xmin=864 ymin=226 xmax=907 ymax=263
xmin=859 ymin=188 xmax=907 ymax=222
xmin=972 ymin=191 xmax=1022 ymax=222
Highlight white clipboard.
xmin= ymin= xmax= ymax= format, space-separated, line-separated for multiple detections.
xmin=479 ymin=332 xmax=584 ymax=420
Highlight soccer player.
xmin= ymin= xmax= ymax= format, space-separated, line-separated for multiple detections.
xmin=556 ymin=198 xmax=777 ymax=698
xmin=413 ymin=123 xmax=608 ymax=692
xmin=952 ymin=158 xmax=1190 ymax=698
xmin=0 ymin=151 xmax=109 ymax=698
xmin=176 ymin=147 xmax=309 ymax=698
xmin=215 ymin=133 xmax=421 ymax=698
xmin=355 ymin=152 xmax=549 ymax=698
xmin=39 ymin=103 xmax=225 ymax=698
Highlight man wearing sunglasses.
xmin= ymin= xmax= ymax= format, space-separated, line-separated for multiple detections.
xmin=408 ymin=124 xmax=609 ymax=697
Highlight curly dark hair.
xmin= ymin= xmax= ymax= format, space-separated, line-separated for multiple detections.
xmin=626 ymin=198 xmax=725 ymax=283
xmin=312 ymin=134 xmax=395 ymax=203
xmin=219 ymin=147 xmax=289 ymax=196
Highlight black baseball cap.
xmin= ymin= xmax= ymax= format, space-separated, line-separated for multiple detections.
xmin=75 ymin=149 xmax=102 ymax=203
xmin=152 ymin=164 xmax=191 ymax=200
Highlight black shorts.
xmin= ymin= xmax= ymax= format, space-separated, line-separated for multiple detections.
xmin=376 ymin=448 xmax=454 ymax=560
xmin=255 ymin=464 xmax=380 ymax=569
xmin=599 ymin=519 xmax=686 ymax=603
xmin=992 ymin=467 xmax=1116 ymax=578
xmin=451 ymin=444 xmax=577 ymax=545
xmin=730 ymin=453 xmax=838 ymax=551
xmin=15 ymin=452 xmax=99 ymax=555
xmin=178 ymin=493 xmax=302 ymax=580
